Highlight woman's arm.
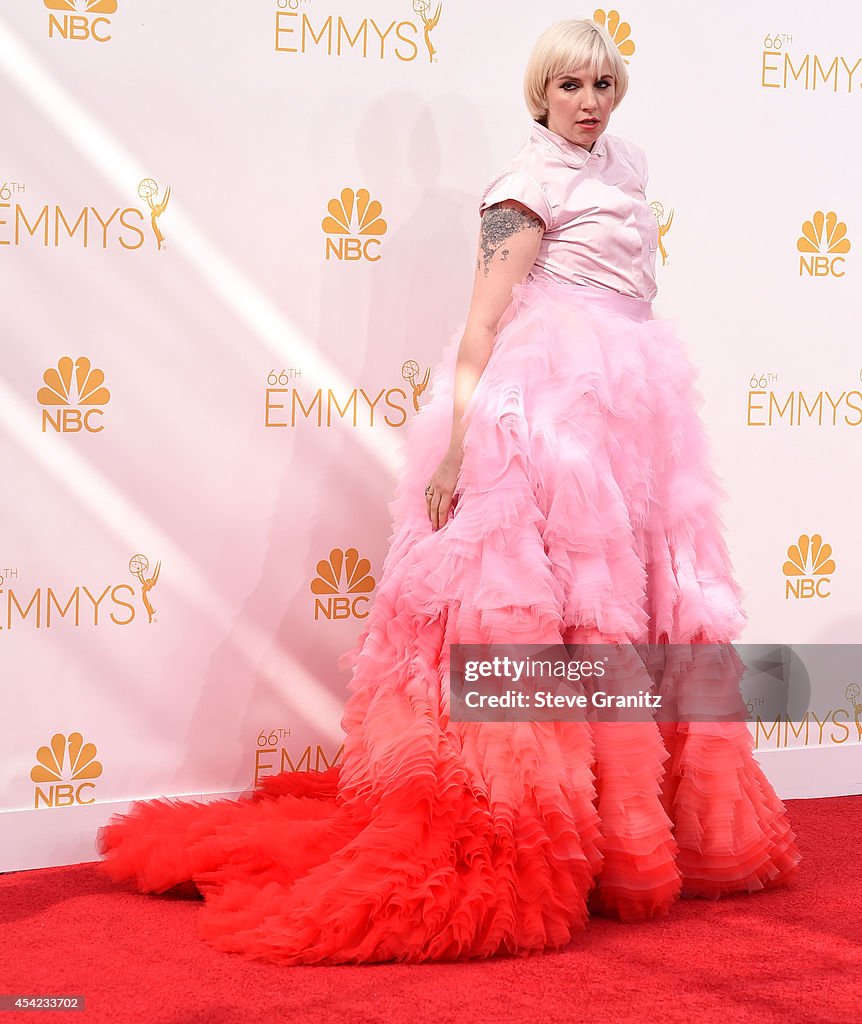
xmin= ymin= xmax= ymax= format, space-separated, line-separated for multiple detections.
xmin=425 ymin=199 xmax=544 ymax=530
xmin=449 ymin=199 xmax=544 ymax=452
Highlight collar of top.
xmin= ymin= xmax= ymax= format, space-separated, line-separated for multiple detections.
xmin=530 ymin=119 xmax=607 ymax=166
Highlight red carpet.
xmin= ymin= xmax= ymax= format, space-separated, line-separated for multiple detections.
xmin=0 ymin=795 xmax=856 ymax=1024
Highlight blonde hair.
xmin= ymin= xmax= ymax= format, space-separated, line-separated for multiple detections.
xmin=524 ymin=19 xmax=629 ymax=124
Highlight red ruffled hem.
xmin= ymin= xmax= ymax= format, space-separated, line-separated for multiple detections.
xmin=98 ymin=712 xmax=801 ymax=965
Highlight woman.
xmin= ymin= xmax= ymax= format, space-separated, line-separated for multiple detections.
xmin=98 ymin=18 xmax=801 ymax=965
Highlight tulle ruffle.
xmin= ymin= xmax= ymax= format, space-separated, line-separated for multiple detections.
xmin=98 ymin=276 xmax=801 ymax=964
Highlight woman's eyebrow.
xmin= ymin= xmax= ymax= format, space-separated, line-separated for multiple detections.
xmin=555 ymin=73 xmax=613 ymax=82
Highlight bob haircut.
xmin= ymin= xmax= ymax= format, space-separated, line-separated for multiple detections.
xmin=524 ymin=19 xmax=629 ymax=125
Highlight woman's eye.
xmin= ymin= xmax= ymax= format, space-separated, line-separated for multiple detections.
xmin=562 ymin=81 xmax=609 ymax=91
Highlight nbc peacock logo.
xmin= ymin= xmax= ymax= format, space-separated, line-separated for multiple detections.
xmin=275 ymin=0 xmax=442 ymax=64
xmin=591 ymin=9 xmax=636 ymax=63
xmin=783 ymin=533 xmax=835 ymax=600
xmin=323 ymin=188 xmax=387 ymax=262
xmin=797 ymin=211 xmax=851 ymax=278
xmin=31 ymin=732 xmax=103 ymax=808
xmin=43 ymin=0 xmax=117 ymax=44
xmin=311 ymin=547 xmax=376 ymax=620
xmin=37 ymin=356 xmax=111 ymax=433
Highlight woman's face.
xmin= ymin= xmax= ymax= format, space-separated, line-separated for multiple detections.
xmin=544 ymin=63 xmax=616 ymax=151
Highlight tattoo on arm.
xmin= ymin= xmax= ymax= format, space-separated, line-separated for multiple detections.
xmin=479 ymin=205 xmax=543 ymax=277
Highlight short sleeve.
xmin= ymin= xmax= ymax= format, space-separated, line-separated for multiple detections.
xmin=478 ymin=170 xmax=552 ymax=229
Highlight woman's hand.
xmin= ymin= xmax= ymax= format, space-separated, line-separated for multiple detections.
xmin=425 ymin=448 xmax=463 ymax=532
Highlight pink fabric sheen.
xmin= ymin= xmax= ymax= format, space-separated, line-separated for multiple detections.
xmin=479 ymin=121 xmax=659 ymax=301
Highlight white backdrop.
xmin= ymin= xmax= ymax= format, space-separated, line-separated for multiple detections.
xmin=1 ymin=0 xmax=860 ymax=872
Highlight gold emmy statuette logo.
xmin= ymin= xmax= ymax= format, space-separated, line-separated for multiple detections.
xmin=310 ymin=547 xmax=376 ymax=620
xmin=797 ymin=211 xmax=850 ymax=278
xmin=138 ymin=177 xmax=171 ymax=250
xmin=591 ymin=9 xmax=636 ymax=62
xmin=649 ymin=201 xmax=673 ymax=266
xmin=129 ymin=553 xmax=160 ymax=623
xmin=323 ymin=188 xmax=387 ymax=262
xmin=402 ymin=359 xmax=430 ymax=412
xmin=38 ymin=356 xmax=111 ymax=433
xmin=846 ymin=684 xmax=862 ymax=741
xmin=783 ymin=533 xmax=835 ymax=600
xmin=44 ymin=0 xmax=117 ymax=43
xmin=412 ymin=0 xmax=442 ymax=63
xmin=31 ymin=732 xmax=103 ymax=808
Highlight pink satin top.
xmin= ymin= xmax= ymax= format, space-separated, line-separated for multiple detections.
xmin=479 ymin=120 xmax=659 ymax=302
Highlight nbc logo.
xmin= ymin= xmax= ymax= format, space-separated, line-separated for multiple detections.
xmin=310 ymin=547 xmax=376 ymax=619
xmin=592 ymin=9 xmax=636 ymax=62
xmin=782 ymin=533 xmax=835 ymax=599
xmin=37 ymin=356 xmax=111 ymax=433
xmin=797 ymin=211 xmax=851 ymax=278
xmin=31 ymin=732 xmax=103 ymax=808
xmin=323 ymin=188 xmax=387 ymax=262
xmin=44 ymin=0 xmax=117 ymax=43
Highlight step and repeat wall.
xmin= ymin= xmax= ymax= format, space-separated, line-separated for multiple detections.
xmin=1 ymin=1 xmax=860 ymax=871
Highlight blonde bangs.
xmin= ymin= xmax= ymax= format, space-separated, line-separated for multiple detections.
xmin=524 ymin=19 xmax=629 ymax=123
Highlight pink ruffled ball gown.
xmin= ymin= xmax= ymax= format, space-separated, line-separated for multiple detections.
xmin=97 ymin=120 xmax=801 ymax=964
